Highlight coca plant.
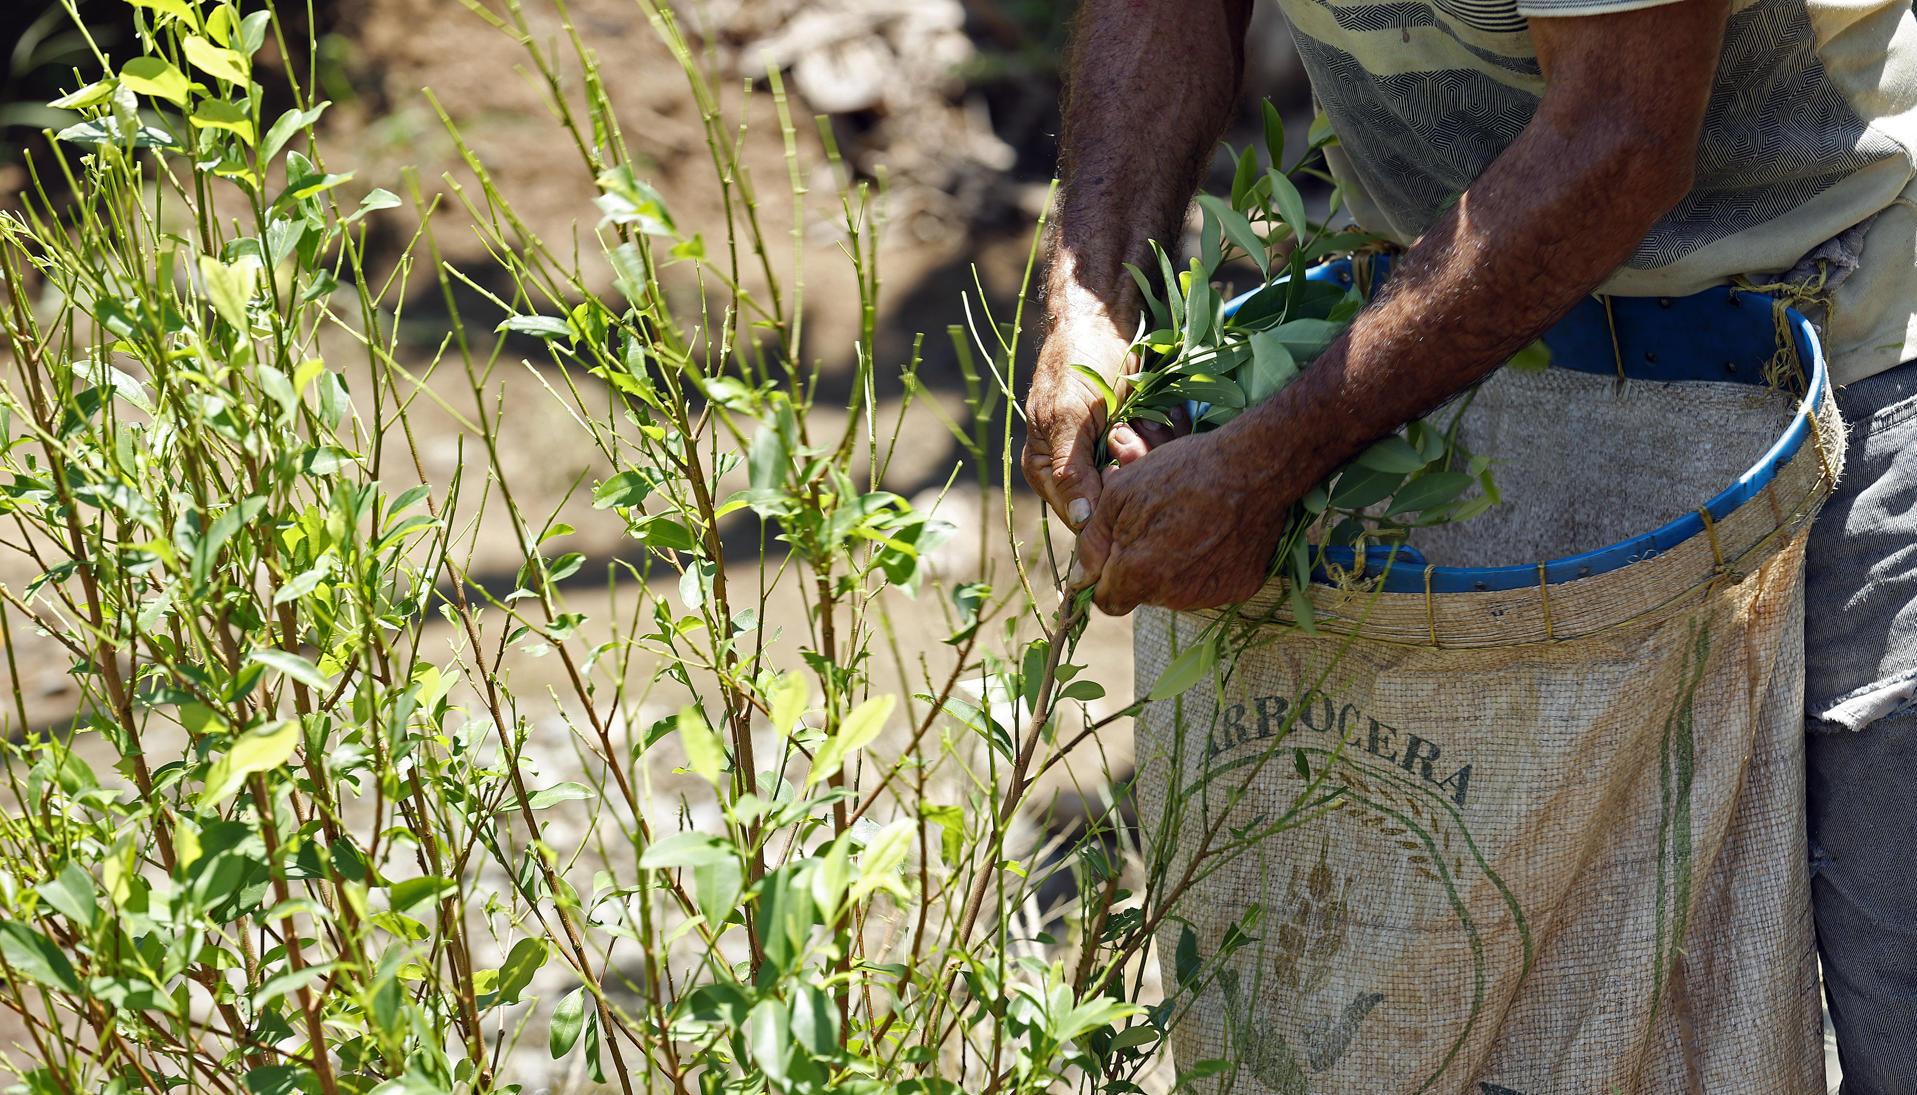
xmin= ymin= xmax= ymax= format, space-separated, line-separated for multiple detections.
xmin=0 ymin=2 xmax=1484 ymax=1094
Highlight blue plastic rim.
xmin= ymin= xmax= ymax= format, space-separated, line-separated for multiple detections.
xmin=1217 ymin=258 xmax=1830 ymax=594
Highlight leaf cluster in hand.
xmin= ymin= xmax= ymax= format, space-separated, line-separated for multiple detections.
xmin=1105 ymin=106 xmax=1518 ymax=630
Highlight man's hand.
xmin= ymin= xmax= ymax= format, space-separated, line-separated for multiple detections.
xmin=1074 ymin=423 xmax=1292 ymax=615
xmin=1024 ymin=316 xmax=1194 ymax=527
xmin=1023 ymin=317 xmax=1129 ymax=528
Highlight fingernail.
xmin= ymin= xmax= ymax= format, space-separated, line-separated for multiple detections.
xmin=1110 ymin=425 xmax=1137 ymax=447
xmin=1067 ymin=558 xmax=1086 ymax=586
xmin=1067 ymin=498 xmax=1091 ymax=527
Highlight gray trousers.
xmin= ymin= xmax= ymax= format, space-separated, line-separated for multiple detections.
xmin=1803 ymin=358 xmax=1917 ymax=1095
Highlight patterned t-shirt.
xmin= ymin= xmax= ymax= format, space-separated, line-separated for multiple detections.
xmin=1281 ymin=0 xmax=1917 ymax=383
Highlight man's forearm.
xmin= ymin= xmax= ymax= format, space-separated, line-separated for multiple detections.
xmin=1225 ymin=2 xmax=1728 ymax=505
xmin=1047 ymin=0 xmax=1253 ymax=335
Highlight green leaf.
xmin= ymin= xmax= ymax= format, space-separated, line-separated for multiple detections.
xmin=1170 ymin=373 xmax=1243 ymax=409
xmin=584 ymin=1009 xmax=606 ymax=1083
xmin=848 ymin=817 xmax=916 ymax=904
xmin=1069 ymin=363 xmax=1118 ymax=416
xmin=282 ymin=153 xmax=352 ymax=200
xmin=545 ymin=551 xmax=585 ymax=583
xmin=243 ymin=1065 xmax=309 ymax=1095
xmin=1289 ymin=582 xmax=1319 ymax=635
xmin=184 ymin=35 xmax=250 ymax=85
xmin=1353 ymin=435 xmax=1427 ymax=474
xmin=693 ymin=856 xmax=743 ymax=923
xmin=919 ymin=803 xmax=964 ymax=866
xmin=1197 ymin=195 xmax=1267 ymax=276
xmin=1244 ymin=330 xmax=1299 ymax=406
xmin=198 ymin=254 xmax=259 ymax=329
xmin=273 ymin=558 xmax=335 ymax=605
xmin=947 ymin=580 xmax=989 ymax=645
xmin=675 ymin=707 xmax=725 ymax=784
xmin=1407 ymin=420 xmax=1445 ymax=463
xmin=809 ymin=693 xmax=895 ymax=786
xmin=1386 ymin=471 xmax=1474 ymax=516
xmin=0 ymin=922 xmax=79 ymax=992
xmin=493 ymin=937 xmax=547 ymax=1005
xmin=746 ymin=999 xmax=790 ymax=1084
xmin=789 ymin=983 xmax=838 ymax=1057
xmin=127 ymin=0 xmax=197 ymax=20
xmin=50 ymin=78 xmax=116 ymax=110
xmin=594 ymin=165 xmax=676 ymax=235
xmin=1125 ymin=262 xmax=1169 ymax=330
xmin=1056 ymin=997 xmax=1144 ymax=1044
xmin=635 ymin=516 xmax=697 ymax=553
xmin=1149 ymin=635 xmax=1218 ymax=702
xmin=1199 ymin=205 xmax=1222 ymax=273
xmin=238 ymin=10 xmax=273 ymax=55
xmin=1156 ymin=242 xmax=1183 ymax=332
xmin=1308 ymin=111 xmax=1340 ymax=149
xmin=55 ymin=118 xmax=178 ymax=148
xmin=206 ymin=3 xmax=235 ymax=45
xmin=1165 ymin=928 xmax=1196 ymax=989
xmin=593 ymin=470 xmax=650 ymax=509
xmin=748 ymin=416 xmax=789 ymax=494
xmin=1507 ymin=339 xmax=1553 ymax=372
xmin=189 ymin=99 xmax=255 ymax=144
xmin=1266 ymin=169 xmax=1308 ymax=242
xmin=549 ymin=988 xmax=587 ymax=1058
xmin=36 ymin=864 xmax=98 ymax=927
xmin=1328 ymin=465 xmax=1406 ymax=509
xmin=767 ymin=673 xmax=808 ymax=736
xmin=251 ymin=649 xmax=329 ymax=691
xmin=526 ymin=782 xmax=593 ymax=809
xmin=346 ymin=188 xmax=401 ymax=225
xmin=1262 ymin=100 xmax=1287 ymax=168
xmin=260 ymin=102 xmax=329 ymax=162
xmin=387 ymin=876 xmax=453 ymax=914
xmin=199 ymin=719 xmax=300 ymax=807
xmin=1184 ymin=261 xmax=1213 ymax=345
xmin=1059 ymin=679 xmax=1105 ymax=702
xmin=1230 ymin=144 xmax=1260 ymax=209
xmin=254 ymin=962 xmax=330 ymax=1007
xmin=120 ymin=57 xmax=190 ymax=105
xmin=496 ymin=315 xmax=573 ymax=341
xmin=1268 ymin=317 xmax=1342 ymax=360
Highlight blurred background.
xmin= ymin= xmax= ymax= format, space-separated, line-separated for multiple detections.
xmin=1 ymin=0 xmax=1317 ymax=393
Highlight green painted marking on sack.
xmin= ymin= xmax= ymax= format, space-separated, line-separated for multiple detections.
xmin=1651 ymin=622 xmax=1709 ymax=1027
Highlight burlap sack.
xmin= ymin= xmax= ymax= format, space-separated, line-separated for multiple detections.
xmin=1133 ymin=340 xmax=1842 ymax=1094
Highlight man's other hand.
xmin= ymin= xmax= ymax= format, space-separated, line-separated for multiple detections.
xmin=1073 ymin=424 xmax=1290 ymax=616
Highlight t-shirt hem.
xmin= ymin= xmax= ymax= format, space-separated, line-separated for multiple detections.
xmin=1515 ymin=0 xmax=1687 ymax=17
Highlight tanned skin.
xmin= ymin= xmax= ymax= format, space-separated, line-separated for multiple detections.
xmin=1025 ymin=0 xmax=1730 ymax=616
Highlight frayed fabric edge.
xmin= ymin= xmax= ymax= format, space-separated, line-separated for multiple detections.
xmin=1808 ymin=666 xmax=1917 ymax=732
